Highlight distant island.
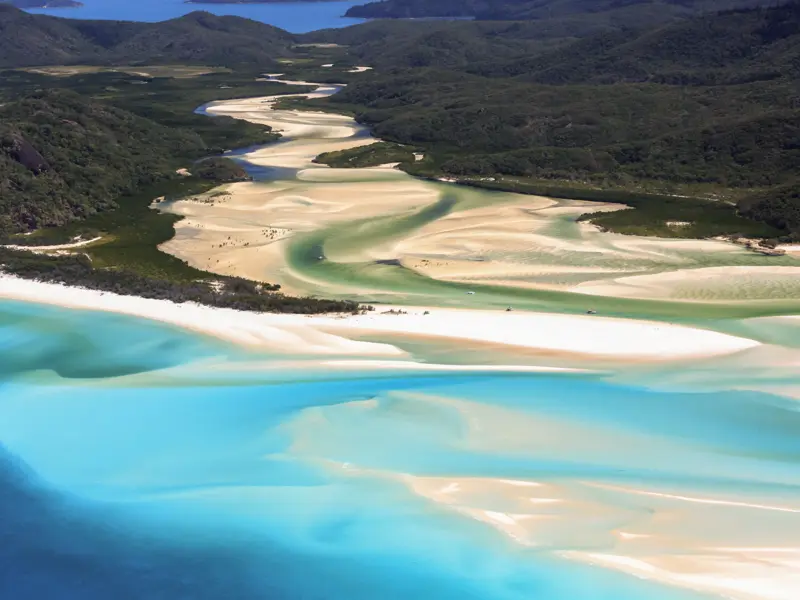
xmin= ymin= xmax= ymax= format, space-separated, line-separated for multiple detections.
xmin=5 ymin=0 xmax=83 ymax=7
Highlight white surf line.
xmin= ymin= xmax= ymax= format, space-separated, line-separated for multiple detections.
xmin=587 ymin=482 xmax=800 ymax=513
xmin=3 ymin=236 xmax=103 ymax=253
xmin=0 ymin=276 xmax=761 ymax=363
xmin=314 ymin=359 xmax=584 ymax=373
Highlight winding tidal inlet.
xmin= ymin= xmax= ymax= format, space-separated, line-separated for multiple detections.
xmin=1 ymin=79 xmax=800 ymax=600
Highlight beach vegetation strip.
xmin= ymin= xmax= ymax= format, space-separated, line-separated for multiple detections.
xmin=313 ymin=141 xmax=417 ymax=168
xmin=299 ymin=3 xmax=800 ymax=241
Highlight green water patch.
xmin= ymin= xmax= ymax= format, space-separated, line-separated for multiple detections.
xmin=440 ymin=177 xmax=783 ymax=240
xmin=282 ymin=185 xmax=800 ymax=321
xmin=711 ymin=316 xmax=800 ymax=349
xmin=325 ymin=193 xmax=459 ymax=258
xmin=289 ymin=238 xmax=800 ymax=322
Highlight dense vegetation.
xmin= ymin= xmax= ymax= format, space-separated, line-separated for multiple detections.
xmin=313 ymin=142 xmax=416 ymax=168
xmin=0 ymin=66 xmax=302 ymax=236
xmin=740 ymin=183 xmax=800 ymax=241
xmin=0 ymin=66 xmax=312 ymax=230
xmin=330 ymin=70 xmax=798 ymax=187
xmin=0 ymin=90 xmax=207 ymax=235
xmin=0 ymin=76 xmax=365 ymax=313
xmin=193 ymin=157 xmax=250 ymax=181
xmin=0 ymin=5 xmax=295 ymax=68
xmin=0 ymin=247 xmax=363 ymax=314
xmin=2 ymin=1 xmax=800 ymax=252
xmin=0 ymin=7 xmax=379 ymax=313
xmin=345 ymin=0 xmax=772 ymax=24
xmin=308 ymin=2 xmax=800 ymax=239
xmin=305 ymin=20 xmax=568 ymax=70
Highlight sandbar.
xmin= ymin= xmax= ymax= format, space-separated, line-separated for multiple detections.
xmin=0 ymin=276 xmax=760 ymax=364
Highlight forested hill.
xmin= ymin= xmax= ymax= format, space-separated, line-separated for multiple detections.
xmin=306 ymin=2 xmax=800 ymax=73
xmin=0 ymin=90 xmax=207 ymax=234
xmin=468 ymin=2 xmax=800 ymax=85
xmin=0 ymin=5 xmax=294 ymax=68
xmin=344 ymin=0 xmax=774 ymax=25
xmin=321 ymin=2 xmax=800 ymax=239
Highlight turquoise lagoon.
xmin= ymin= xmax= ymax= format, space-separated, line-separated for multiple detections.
xmin=2 ymin=300 xmax=799 ymax=599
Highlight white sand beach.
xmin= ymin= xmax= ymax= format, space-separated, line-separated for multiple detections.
xmin=0 ymin=276 xmax=760 ymax=363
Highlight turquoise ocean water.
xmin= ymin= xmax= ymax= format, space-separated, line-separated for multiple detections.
xmin=2 ymin=300 xmax=799 ymax=599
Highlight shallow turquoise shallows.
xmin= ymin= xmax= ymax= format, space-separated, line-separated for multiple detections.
xmin=1 ymin=300 xmax=798 ymax=600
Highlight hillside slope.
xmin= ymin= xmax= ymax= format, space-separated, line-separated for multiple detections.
xmin=324 ymin=3 xmax=800 ymax=238
xmin=0 ymin=90 xmax=206 ymax=234
xmin=468 ymin=3 xmax=800 ymax=84
xmin=0 ymin=5 xmax=295 ymax=68
xmin=344 ymin=0 xmax=773 ymax=25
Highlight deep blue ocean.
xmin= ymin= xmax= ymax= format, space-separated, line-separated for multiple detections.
xmin=27 ymin=0 xmax=366 ymax=32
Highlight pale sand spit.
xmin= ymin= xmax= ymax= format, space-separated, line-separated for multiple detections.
xmin=572 ymin=266 xmax=800 ymax=301
xmin=0 ymin=277 xmax=759 ymax=362
xmin=317 ymin=305 xmax=759 ymax=360
xmin=3 ymin=236 xmax=103 ymax=254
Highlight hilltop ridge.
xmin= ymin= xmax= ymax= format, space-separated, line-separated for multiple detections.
xmin=345 ymin=0 xmax=778 ymax=25
xmin=0 ymin=5 xmax=296 ymax=67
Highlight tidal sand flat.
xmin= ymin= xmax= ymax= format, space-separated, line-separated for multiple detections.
xmin=160 ymin=84 xmax=800 ymax=316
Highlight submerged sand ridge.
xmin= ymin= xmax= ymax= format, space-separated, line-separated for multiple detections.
xmin=286 ymin=389 xmax=800 ymax=600
xmin=159 ymin=83 xmax=800 ymax=312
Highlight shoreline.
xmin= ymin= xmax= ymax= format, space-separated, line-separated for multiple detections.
xmin=0 ymin=275 xmax=761 ymax=364
xmin=158 ymin=89 xmax=800 ymax=311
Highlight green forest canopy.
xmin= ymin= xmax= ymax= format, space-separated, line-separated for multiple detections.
xmin=1 ymin=2 xmax=799 ymax=241
xmin=313 ymin=2 xmax=800 ymax=239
